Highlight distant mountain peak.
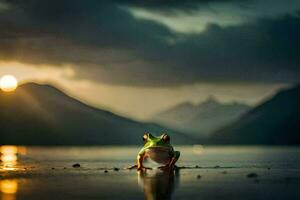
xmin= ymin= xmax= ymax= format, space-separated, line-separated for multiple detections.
xmin=152 ymin=95 xmax=251 ymax=136
xmin=200 ymin=96 xmax=220 ymax=106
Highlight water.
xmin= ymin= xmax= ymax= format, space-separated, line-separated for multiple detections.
xmin=0 ymin=146 xmax=300 ymax=200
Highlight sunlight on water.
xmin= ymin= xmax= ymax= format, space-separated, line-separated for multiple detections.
xmin=0 ymin=146 xmax=17 ymax=171
xmin=0 ymin=146 xmax=27 ymax=171
xmin=0 ymin=146 xmax=24 ymax=200
xmin=0 ymin=180 xmax=18 ymax=200
xmin=0 ymin=146 xmax=18 ymax=155
xmin=0 ymin=155 xmax=17 ymax=164
xmin=0 ymin=180 xmax=18 ymax=194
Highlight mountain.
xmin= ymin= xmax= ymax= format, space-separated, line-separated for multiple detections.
xmin=211 ymin=84 xmax=300 ymax=145
xmin=152 ymin=96 xmax=251 ymax=137
xmin=0 ymin=83 xmax=191 ymax=145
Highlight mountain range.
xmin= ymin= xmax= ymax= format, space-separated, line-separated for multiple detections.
xmin=211 ymin=84 xmax=300 ymax=145
xmin=152 ymin=96 xmax=251 ymax=137
xmin=1 ymin=82 xmax=299 ymax=145
xmin=0 ymin=83 xmax=190 ymax=145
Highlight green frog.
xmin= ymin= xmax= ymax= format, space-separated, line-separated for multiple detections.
xmin=135 ymin=133 xmax=180 ymax=171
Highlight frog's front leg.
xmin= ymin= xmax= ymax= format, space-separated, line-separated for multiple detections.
xmin=159 ymin=151 xmax=180 ymax=170
xmin=169 ymin=151 xmax=180 ymax=167
xmin=137 ymin=152 xmax=152 ymax=171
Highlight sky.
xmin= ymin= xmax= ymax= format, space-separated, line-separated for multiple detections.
xmin=0 ymin=0 xmax=299 ymax=120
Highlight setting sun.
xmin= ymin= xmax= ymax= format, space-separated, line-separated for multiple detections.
xmin=0 ymin=75 xmax=18 ymax=92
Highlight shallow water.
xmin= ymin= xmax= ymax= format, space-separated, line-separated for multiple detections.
xmin=0 ymin=146 xmax=299 ymax=200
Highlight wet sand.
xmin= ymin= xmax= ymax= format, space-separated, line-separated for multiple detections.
xmin=1 ymin=146 xmax=299 ymax=200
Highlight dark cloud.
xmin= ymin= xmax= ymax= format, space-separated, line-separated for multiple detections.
xmin=0 ymin=0 xmax=299 ymax=86
xmin=118 ymin=0 xmax=238 ymax=11
xmin=152 ymin=14 xmax=300 ymax=84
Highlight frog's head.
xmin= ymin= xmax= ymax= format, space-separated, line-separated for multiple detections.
xmin=142 ymin=133 xmax=171 ymax=149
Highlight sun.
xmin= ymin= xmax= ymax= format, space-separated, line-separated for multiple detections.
xmin=0 ymin=75 xmax=18 ymax=92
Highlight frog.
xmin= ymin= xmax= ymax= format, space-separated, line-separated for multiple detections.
xmin=135 ymin=133 xmax=180 ymax=171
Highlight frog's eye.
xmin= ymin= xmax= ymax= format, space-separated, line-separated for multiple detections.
xmin=162 ymin=134 xmax=170 ymax=142
xmin=143 ymin=133 xmax=148 ymax=142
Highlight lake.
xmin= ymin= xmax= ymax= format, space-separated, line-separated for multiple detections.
xmin=0 ymin=146 xmax=299 ymax=200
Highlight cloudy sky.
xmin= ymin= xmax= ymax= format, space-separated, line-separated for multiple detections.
xmin=0 ymin=0 xmax=299 ymax=120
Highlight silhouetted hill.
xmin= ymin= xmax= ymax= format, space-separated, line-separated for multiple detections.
xmin=0 ymin=83 xmax=191 ymax=145
xmin=152 ymin=96 xmax=251 ymax=137
xmin=211 ymin=84 xmax=300 ymax=145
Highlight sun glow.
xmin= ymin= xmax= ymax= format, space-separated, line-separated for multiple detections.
xmin=0 ymin=75 xmax=18 ymax=92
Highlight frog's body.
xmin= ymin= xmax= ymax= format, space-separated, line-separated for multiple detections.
xmin=144 ymin=146 xmax=172 ymax=164
xmin=136 ymin=133 xmax=180 ymax=170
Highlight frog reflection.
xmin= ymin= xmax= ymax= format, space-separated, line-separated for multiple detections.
xmin=138 ymin=169 xmax=179 ymax=200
